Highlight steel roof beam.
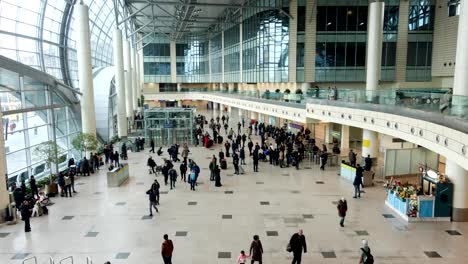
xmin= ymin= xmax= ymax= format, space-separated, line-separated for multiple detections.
xmin=118 ymin=3 xmax=151 ymax=25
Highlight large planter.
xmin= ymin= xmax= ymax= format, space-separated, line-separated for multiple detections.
xmin=45 ymin=183 xmax=58 ymax=196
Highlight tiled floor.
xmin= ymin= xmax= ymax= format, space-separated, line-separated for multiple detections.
xmin=1 ymin=110 xmax=468 ymax=263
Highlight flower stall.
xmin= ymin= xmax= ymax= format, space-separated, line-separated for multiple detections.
xmin=384 ymin=171 xmax=453 ymax=222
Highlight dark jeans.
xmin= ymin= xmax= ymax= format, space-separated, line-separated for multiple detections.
xmin=181 ymin=172 xmax=186 ymax=182
xmin=170 ymin=179 xmax=176 ymax=189
xmin=190 ymin=180 xmax=196 ymax=191
xmin=253 ymin=163 xmax=258 ymax=172
xmin=340 ymin=216 xmax=345 ymax=226
xmin=162 ymin=255 xmax=172 ymax=264
xmin=292 ymin=251 xmax=302 ymax=264
xmin=234 ymin=164 xmax=239 ymax=174
xmin=24 ymin=217 xmax=31 ymax=232
xmin=149 ymin=201 xmax=158 ymax=215
xmin=354 ymin=184 xmax=361 ymax=197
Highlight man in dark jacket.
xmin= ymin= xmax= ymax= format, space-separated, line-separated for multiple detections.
xmin=146 ymin=183 xmax=159 ymax=216
xmin=353 ymin=164 xmax=364 ymax=198
xmin=29 ymin=175 xmax=39 ymax=198
xmin=337 ymin=197 xmax=348 ymax=227
xmin=289 ymin=229 xmax=307 ymax=264
xmin=21 ymin=200 xmax=32 ymax=232
xmin=364 ymin=154 xmax=373 ymax=171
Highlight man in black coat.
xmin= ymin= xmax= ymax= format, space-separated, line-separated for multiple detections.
xmin=21 ymin=200 xmax=32 ymax=232
xmin=289 ymin=229 xmax=307 ymax=264
xmin=353 ymin=164 xmax=364 ymax=198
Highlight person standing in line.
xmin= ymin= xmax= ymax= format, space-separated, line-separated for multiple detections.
xmin=353 ymin=164 xmax=363 ymax=198
xmin=161 ymin=234 xmax=174 ymax=264
xmin=289 ymin=229 xmax=307 ymax=264
xmin=29 ymin=175 xmax=39 ymax=199
xmin=21 ymin=200 xmax=32 ymax=232
xmin=240 ymin=147 xmax=246 ymax=165
xmin=146 ymin=183 xmax=159 ymax=216
xmin=150 ymin=139 xmax=155 ymax=153
xmin=359 ymin=240 xmax=374 ymax=264
xmin=249 ymin=235 xmax=263 ymax=264
xmin=337 ymin=197 xmax=348 ymax=227
xmin=180 ymin=161 xmax=187 ymax=182
xmin=252 ymin=151 xmax=259 ymax=172
xmin=233 ymin=153 xmax=240 ymax=175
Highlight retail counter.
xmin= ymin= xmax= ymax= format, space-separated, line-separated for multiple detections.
xmin=340 ymin=163 xmax=373 ymax=187
xmin=385 ymin=192 xmax=450 ymax=222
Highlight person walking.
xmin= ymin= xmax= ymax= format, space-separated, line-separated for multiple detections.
xmin=359 ymin=240 xmax=374 ymax=264
xmin=252 ymin=151 xmax=259 ymax=172
xmin=151 ymin=179 xmax=161 ymax=205
xmin=147 ymin=156 xmax=157 ymax=174
xmin=182 ymin=143 xmax=189 ymax=163
xmin=214 ymin=165 xmax=222 ymax=187
xmin=353 ymin=164 xmax=363 ymax=198
xmin=189 ymin=169 xmax=197 ymax=191
xmin=237 ymin=250 xmax=250 ymax=264
xmin=150 ymin=139 xmax=155 ymax=153
xmin=180 ymin=161 xmax=187 ymax=182
xmin=146 ymin=183 xmax=159 ymax=216
xmin=249 ymin=235 xmax=263 ymax=264
xmin=289 ymin=229 xmax=307 ymax=264
xmin=319 ymin=152 xmax=328 ymax=170
xmin=161 ymin=234 xmax=174 ymax=264
xmin=169 ymin=168 xmax=177 ymax=190
xmin=248 ymin=140 xmax=254 ymax=156
xmin=21 ymin=200 xmax=32 ymax=232
xmin=29 ymin=175 xmax=39 ymax=198
xmin=337 ymin=197 xmax=348 ymax=227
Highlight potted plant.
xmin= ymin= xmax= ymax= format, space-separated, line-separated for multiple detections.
xmin=34 ymin=140 xmax=63 ymax=196
xmin=71 ymin=132 xmax=98 ymax=159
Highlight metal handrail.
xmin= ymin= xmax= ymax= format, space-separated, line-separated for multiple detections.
xmin=86 ymin=256 xmax=93 ymax=264
xmin=59 ymin=256 xmax=73 ymax=264
xmin=22 ymin=256 xmax=37 ymax=264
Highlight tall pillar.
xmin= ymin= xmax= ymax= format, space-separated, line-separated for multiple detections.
xmin=177 ymin=83 xmax=182 ymax=92
xmin=131 ymin=47 xmax=138 ymax=111
xmin=362 ymin=129 xmax=378 ymax=158
xmin=113 ymin=29 xmax=128 ymax=137
xmin=251 ymin=111 xmax=258 ymax=120
xmin=239 ymin=10 xmax=243 ymax=82
xmin=228 ymin=83 xmax=235 ymax=92
xmin=288 ymin=0 xmax=298 ymax=82
xmin=366 ymin=0 xmax=385 ymax=92
xmin=75 ymin=3 xmax=96 ymax=135
xmin=452 ymin=0 xmax=468 ymax=114
xmin=228 ymin=105 xmax=232 ymax=113
xmin=447 ymin=160 xmax=468 ymax=221
xmin=170 ymin=40 xmax=176 ymax=83
xmin=123 ymin=40 xmax=133 ymax=118
xmin=0 ymin=113 xmax=10 ymax=222
xmin=177 ymin=100 xmax=182 ymax=107
xmin=341 ymin=125 xmax=350 ymax=150
xmin=324 ymin=123 xmax=331 ymax=144
xmin=208 ymin=39 xmax=212 ymax=83
xmin=304 ymin=0 xmax=317 ymax=82
xmin=395 ymin=0 xmax=409 ymax=81
xmin=238 ymin=109 xmax=243 ymax=117
xmin=221 ymin=31 xmax=225 ymax=83
xmin=362 ymin=0 xmax=384 ymax=158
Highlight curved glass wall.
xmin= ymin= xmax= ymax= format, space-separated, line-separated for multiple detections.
xmin=1 ymin=58 xmax=81 ymax=188
xmin=0 ymin=0 xmax=135 ymax=89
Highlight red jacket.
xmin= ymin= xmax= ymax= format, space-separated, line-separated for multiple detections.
xmin=161 ymin=239 xmax=174 ymax=257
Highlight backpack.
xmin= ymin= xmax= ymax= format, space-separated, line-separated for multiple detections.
xmin=361 ymin=248 xmax=374 ymax=264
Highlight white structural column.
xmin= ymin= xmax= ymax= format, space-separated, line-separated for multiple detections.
xmin=75 ymin=3 xmax=96 ymax=135
xmin=288 ymin=0 xmax=298 ymax=82
xmin=0 ymin=113 xmax=10 ymax=221
xmin=304 ymin=0 xmax=317 ymax=82
xmin=340 ymin=125 xmax=350 ymax=150
xmin=137 ymin=48 xmax=144 ymax=105
xmin=362 ymin=129 xmax=379 ymax=158
xmin=208 ymin=40 xmax=212 ymax=83
xmin=113 ymin=29 xmax=128 ymax=137
xmin=123 ymin=40 xmax=133 ymax=118
xmin=448 ymin=0 xmax=468 ymax=222
xmin=239 ymin=11 xmax=243 ymax=82
xmin=362 ymin=0 xmax=384 ymax=158
xmin=395 ymin=0 xmax=409 ymax=81
xmin=131 ymin=47 xmax=138 ymax=111
xmin=170 ymin=40 xmax=176 ymax=83
xmin=366 ymin=0 xmax=385 ymax=92
xmin=221 ymin=30 xmax=225 ymax=83
xmin=324 ymin=123 xmax=331 ymax=144
xmin=228 ymin=83 xmax=235 ymax=92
